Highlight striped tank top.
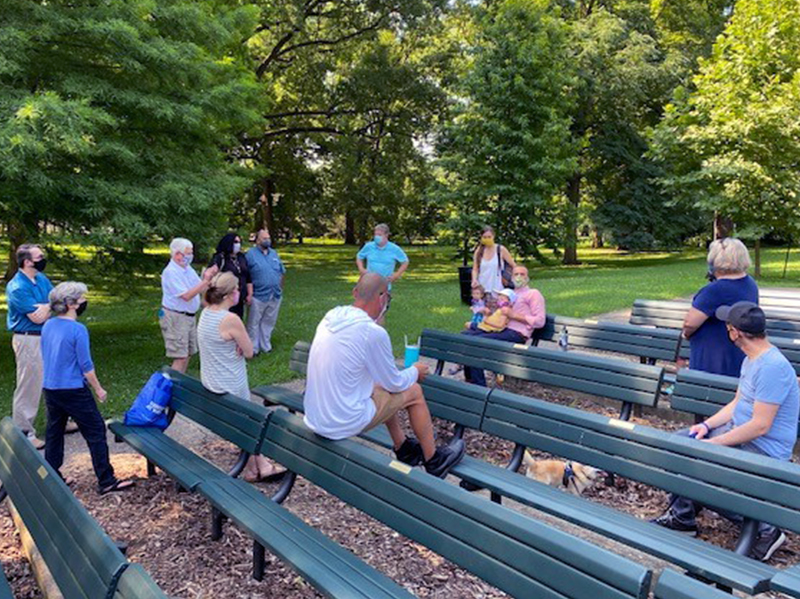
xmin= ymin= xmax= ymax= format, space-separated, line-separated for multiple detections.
xmin=197 ymin=308 xmax=251 ymax=401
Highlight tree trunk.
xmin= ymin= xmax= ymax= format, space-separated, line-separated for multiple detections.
xmin=344 ymin=212 xmax=356 ymax=245
xmin=261 ymin=179 xmax=276 ymax=236
xmin=563 ymin=174 xmax=581 ymax=265
xmin=713 ymin=212 xmax=734 ymax=239
xmin=4 ymin=218 xmax=32 ymax=282
xmin=754 ymin=238 xmax=761 ymax=278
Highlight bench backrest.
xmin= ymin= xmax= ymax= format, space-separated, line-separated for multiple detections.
xmin=631 ymin=299 xmax=800 ymax=340
xmin=759 ymin=288 xmax=800 ymax=313
xmin=671 ymin=368 xmax=800 ymax=437
xmin=261 ymin=410 xmax=652 ymax=599
xmin=288 ymin=341 xmax=311 ymax=375
xmin=654 ymin=570 xmax=733 ymax=599
xmin=0 ymin=419 xmax=166 ymax=599
xmin=537 ymin=314 xmax=681 ymax=362
xmin=420 ymin=328 xmax=665 ymax=408
xmin=167 ymin=368 xmax=270 ymax=455
xmin=482 ymin=389 xmax=800 ymax=533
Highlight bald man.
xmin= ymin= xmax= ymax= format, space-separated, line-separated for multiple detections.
xmin=304 ymin=273 xmax=465 ymax=478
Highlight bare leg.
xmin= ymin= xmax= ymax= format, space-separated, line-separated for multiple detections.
xmin=170 ymin=357 xmax=189 ymax=373
xmin=404 ymin=384 xmax=436 ymax=461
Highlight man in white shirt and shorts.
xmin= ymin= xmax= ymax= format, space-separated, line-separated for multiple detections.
xmin=304 ymin=273 xmax=465 ymax=477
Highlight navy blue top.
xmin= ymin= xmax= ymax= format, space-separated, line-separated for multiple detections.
xmin=689 ymin=276 xmax=759 ymax=376
xmin=6 ymin=271 xmax=53 ymax=333
xmin=41 ymin=318 xmax=95 ymax=390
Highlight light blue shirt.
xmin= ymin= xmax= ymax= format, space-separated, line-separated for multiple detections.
xmin=6 ymin=271 xmax=53 ymax=333
xmin=245 ymin=247 xmax=285 ymax=301
xmin=356 ymin=241 xmax=408 ymax=289
xmin=161 ymin=259 xmax=201 ymax=313
xmin=42 ymin=318 xmax=94 ymax=389
xmin=733 ymin=346 xmax=800 ymax=460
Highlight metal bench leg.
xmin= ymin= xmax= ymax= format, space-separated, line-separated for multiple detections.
xmin=228 ymin=450 xmax=250 ymax=478
xmin=434 ymin=360 xmax=444 ymax=376
xmin=146 ymin=460 xmax=157 ymax=477
xmin=253 ymin=541 xmax=266 ymax=581
xmin=618 ymin=403 xmax=633 ymax=421
xmin=174 ymin=481 xmax=187 ymax=493
xmin=490 ymin=492 xmax=502 ymax=504
xmin=211 ymin=507 xmax=227 ymax=541
xmin=271 ymin=471 xmax=297 ymax=505
xmin=734 ymin=518 xmax=759 ymax=557
xmin=113 ymin=434 xmax=123 ymax=443
xmin=452 ymin=424 xmax=465 ymax=441
xmin=506 ymin=444 xmax=526 ymax=473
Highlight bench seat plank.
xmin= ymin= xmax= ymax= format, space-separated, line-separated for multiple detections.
xmin=113 ymin=565 xmax=168 ymax=599
xmin=109 ymin=423 xmax=229 ymax=491
xmin=453 ymin=455 xmax=774 ymax=594
xmin=772 ymin=565 xmax=800 ymax=597
xmin=263 ymin=412 xmax=652 ymax=599
xmin=199 ymin=479 xmax=414 ymax=599
xmin=251 ymin=384 xmax=304 ymax=412
xmin=0 ymin=564 xmax=12 ymax=599
xmin=654 ymin=569 xmax=737 ymax=599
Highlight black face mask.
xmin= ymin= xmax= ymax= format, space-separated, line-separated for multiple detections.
xmin=261 ymin=240 xmax=272 ymax=249
xmin=33 ymin=258 xmax=47 ymax=272
xmin=76 ymin=301 xmax=88 ymax=317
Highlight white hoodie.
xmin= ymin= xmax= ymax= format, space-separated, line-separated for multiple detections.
xmin=303 ymin=305 xmax=419 ymax=439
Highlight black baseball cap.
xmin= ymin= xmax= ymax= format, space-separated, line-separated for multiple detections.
xmin=715 ymin=301 xmax=766 ymax=334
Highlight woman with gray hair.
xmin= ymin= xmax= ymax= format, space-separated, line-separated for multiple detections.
xmin=683 ymin=238 xmax=759 ymax=376
xmin=41 ymin=282 xmax=135 ymax=494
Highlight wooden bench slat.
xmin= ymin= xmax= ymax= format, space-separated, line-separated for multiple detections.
xmin=262 ymin=411 xmax=652 ymax=599
xmin=0 ymin=563 xmax=12 ymax=599
xmin=771 ymin=564 xmax=800 ymax=597
xmin=654 ymin=569 xmax=736 ymax=599
xmin=199 ymin=479 xmax=412 ymax=599
xmin=113 ymin=565 xmax=169 ymax=599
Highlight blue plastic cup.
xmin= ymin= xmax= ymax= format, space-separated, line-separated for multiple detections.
xmin=404 ymin=335 xmax=421 ymax=368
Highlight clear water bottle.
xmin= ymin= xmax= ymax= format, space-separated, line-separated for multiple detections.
xmin=558 ymin=326 xmax=569 ymax=352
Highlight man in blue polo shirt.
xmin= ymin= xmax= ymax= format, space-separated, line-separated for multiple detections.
xmin=356 ymin=224 xmax=409 ymax=323
xmin=245 ymin=229 xmax=286 ymax=354
xmin=6 ymin=244 xmax=54 ymax=449
xmin=652 ymin=301 xmax=800 ymax=563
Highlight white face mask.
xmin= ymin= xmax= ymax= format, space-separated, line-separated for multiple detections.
xmin=233 ymin=243 xmax=241 ymax=254
xmin=183 ymin=254 xmax=193 ymax=267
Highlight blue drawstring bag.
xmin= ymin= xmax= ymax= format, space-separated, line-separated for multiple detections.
xmin=124 ymin=372 xmax=173 ymax=430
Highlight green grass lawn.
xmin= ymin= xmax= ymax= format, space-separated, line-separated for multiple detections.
xmin=2 ymin=242 xmax=800 ymax=432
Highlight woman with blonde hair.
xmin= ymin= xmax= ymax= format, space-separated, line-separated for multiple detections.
xmin=683 ymin=238 xmax=759 ymax=376
xmin=197 ymin=272 xmax=285 ymax=482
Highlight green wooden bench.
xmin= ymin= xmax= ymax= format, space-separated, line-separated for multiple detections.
xmin=631 ymin=298 xmax=800 ymax=340
xmin=677 ymin=334 xmax=800 ymax=375
xmin=772 ymin=564 xmax=800 ymax=597
xmin=670 ymin=368 xmax=800 ymax=437
xmin=252 ymin=410 xmax=653 ymax=599
xmin=110 ymin=367 xmax=269 ymax=490
xmin=0 ymin=565 xmax=11 ymax=599
xmin=535 ymin=314 xmax=683 ymax=364
xmin=113 ymin=371 xmax=417 ymax=598
xmin=654 ymin=570 xmax=738 ymax=599
xmin=756 ymin=288 xmax=800 ymax=312
xmin=0 ymin=418 xmax=167 ymax=599
xmin=420 ymin=328 xmax=665 ymax=420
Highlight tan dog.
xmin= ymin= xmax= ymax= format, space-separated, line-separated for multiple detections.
xmin=522 ymin=452 xmax=601 ymax=496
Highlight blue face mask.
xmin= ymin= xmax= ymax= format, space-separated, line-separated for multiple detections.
xmin=374 ymin=235 xmax=385 ymax=245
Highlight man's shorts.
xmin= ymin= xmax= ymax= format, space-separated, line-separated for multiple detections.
xmin=159 ymin=308 xmax=198 ymax=359
xmin=364 ymin=385 xmax=416 ymax=431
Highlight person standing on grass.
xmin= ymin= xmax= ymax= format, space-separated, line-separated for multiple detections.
xmin=471 ymin=225 xmax=516 ymax=297
xmin=245 ymin=229 xmax=285 ymax=355
xmin=6 ymin=244 xmax=53 ymax=450
xmin=356 ymin=224 xmax=408 ymax=323
xmin=682 ymin=238 xmax=758 ymax=376
xmin=652 ymin=302 xmax=799 ymax=563
xmin=304 ymin=273 xmax=466 ymax=478
xmin=160 ymin=238 xmax=218 ymax=373
xmin=198 ymin=272 xmax=285 ymax=482
xmin=462 ymin=265 xmax=546 ymax=387
xmin=42 ymin=282 xmax=135 ymax=494
xmin=208 ymin=232 xmax=251 ymax=319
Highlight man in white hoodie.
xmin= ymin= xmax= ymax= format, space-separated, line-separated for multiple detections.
xmin=304 ymin=273 xmax=465 ymax=478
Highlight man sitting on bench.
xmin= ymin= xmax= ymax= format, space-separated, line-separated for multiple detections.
xmin=303 ymin=272 xmax=466 ymax=478
xmin=652 ymin=301 xmax=799 ymax=562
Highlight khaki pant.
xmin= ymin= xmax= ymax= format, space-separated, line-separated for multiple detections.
xmin=246 ymin=296 xmax=282 ymax=353
xmin=12 ymin=334 xmax=43 ymax=434
xmin=364 ymin=386 xmax=418 ymax=431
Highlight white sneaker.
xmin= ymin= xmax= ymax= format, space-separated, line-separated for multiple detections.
xmin=26 ymin=432 xmax=45 ymax=450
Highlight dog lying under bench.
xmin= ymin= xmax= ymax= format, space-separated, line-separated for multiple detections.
xmin=523 ymin=452 xmax=602 ymax=496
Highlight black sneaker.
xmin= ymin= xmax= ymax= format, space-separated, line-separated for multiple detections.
xmin=649 ymin=512 xmax=698 ymax=536
xmin=395 ymin=437 xmax=424 ymax=466
xmin=748 ymin=528 xmax=786 ymax=562
xmin=424 ymin=439 xmax=466 ymax=478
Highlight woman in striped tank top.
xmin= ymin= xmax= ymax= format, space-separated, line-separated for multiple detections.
xmin=198 ymin=272 xmax=285 ymax=482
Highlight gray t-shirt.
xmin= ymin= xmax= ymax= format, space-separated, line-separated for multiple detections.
xmin=733 ymin=346 xmax=800 ymax=460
